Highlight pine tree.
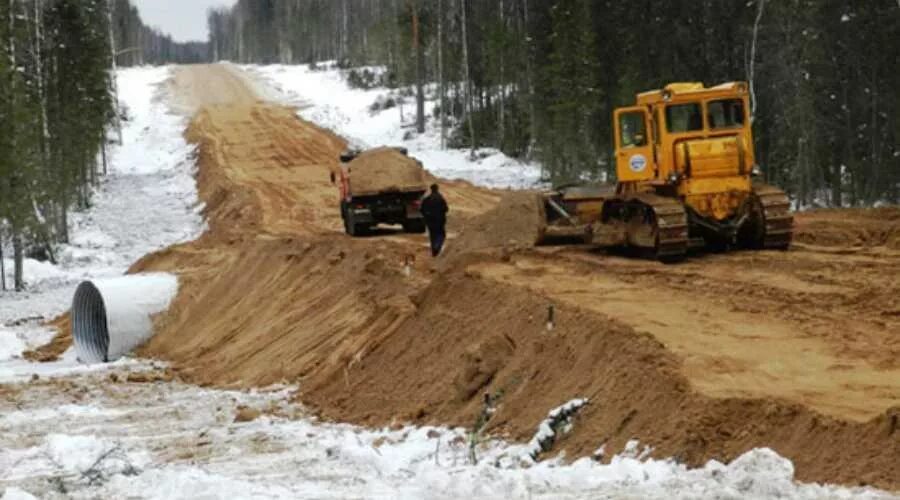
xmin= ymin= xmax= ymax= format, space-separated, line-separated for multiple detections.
xmin=0 ymin=0 xmax=116 ymax=290
xmin=535 ymin=0 xmax=598 ymax=183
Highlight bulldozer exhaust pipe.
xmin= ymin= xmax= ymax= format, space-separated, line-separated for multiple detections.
xmin=71 ymin=274 xmax=179 ymax=364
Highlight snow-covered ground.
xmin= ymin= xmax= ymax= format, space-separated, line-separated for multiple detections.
xmin=0 ymin=66 xmax=202 ymax=351
xmin=0 ymin=65 xmax=896 ymax=499
xmin=3 ymin=369 xmax=891 ymax=500
xmin=243 ymin=63 xmax=544 ymax=190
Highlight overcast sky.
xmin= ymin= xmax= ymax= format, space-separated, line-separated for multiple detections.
xmin=132 ymin=0 xmax=237 ymax=42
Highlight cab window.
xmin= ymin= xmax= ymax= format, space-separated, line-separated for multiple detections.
xmin=707 ymin=99 xmax=745 ymax=129
xmin=619 ymin=112 xmax=647 ymax=147
xmin=665 ymin=103 xmax=702 ymax=133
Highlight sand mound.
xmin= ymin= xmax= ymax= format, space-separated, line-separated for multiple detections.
xmin=794 ymin=206 xmax=900 ymax=249
xmin=300 ymin=266 xmax=900 ymax=489
xmin=444 ymin=191 xmax=544 ymax=260
xmin=346 ymin=147 xmax=426 ymax=196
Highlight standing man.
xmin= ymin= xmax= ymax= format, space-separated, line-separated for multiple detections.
xmin=420 ymin=183 xmax=449 ymax=257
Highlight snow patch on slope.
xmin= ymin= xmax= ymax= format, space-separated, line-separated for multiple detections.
xmin=525 ymin=398 xmax=589 ymax=460
xmin=243 ymin=63 xmax=544 ymax=190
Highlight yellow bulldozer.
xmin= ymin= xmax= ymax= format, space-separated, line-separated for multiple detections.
xmin=538 ymin=81 xmax=793 ymax=262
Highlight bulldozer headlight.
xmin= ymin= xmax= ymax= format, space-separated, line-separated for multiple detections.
xmin=668 ymin=172 xmax=679 ymax=184
xmin=751 ymin=164 xmax=762 ymax=177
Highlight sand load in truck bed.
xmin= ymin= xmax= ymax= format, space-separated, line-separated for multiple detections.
xmin=347 ymin=147 xmax=427 ymax=196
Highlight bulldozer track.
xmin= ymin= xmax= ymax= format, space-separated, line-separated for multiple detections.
xmin=754 ymin=184 xmax=794 ymax=250
xmin=632 ymin=193 xmax=689 ymax=262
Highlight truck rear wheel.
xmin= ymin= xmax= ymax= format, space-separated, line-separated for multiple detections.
xmin=344 ymin=210 xmax=369 ymax=237
xmin=403 ymin=219 xmax=427 ymax=234
xmin=348 ymin=222 xmax=369 ymax=237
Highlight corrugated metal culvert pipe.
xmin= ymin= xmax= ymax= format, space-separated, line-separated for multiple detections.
xmin=71 ymin=274 xmax=179 ymax=364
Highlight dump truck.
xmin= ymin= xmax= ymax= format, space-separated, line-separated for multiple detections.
xmin=594 ymin=81 xmax=793 ymax=261
xmin=535 ymin=82 xmax=793 ymax=261
xmin=333 ymin=146 xmax=428 ymax=236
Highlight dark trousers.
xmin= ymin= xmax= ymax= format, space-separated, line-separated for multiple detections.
xmin=427 ymin=223 xmax=446 ymax=257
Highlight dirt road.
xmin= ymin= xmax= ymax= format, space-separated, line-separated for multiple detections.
xmin=32 ymin=64 xmax=900 ymax=490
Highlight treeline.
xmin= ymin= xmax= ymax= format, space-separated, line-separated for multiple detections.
xmin=0 ymin=0 xmax=116 ymax=291
xmin=0 ymin=0 xmax=203 ymax=291
xmin=208 ymin=0 xmax=899 ymax=206
xmin=112 ymin=0 xmax=209 ymax=66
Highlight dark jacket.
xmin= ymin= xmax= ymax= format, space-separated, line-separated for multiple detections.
xmin=421 ymin=191 xmax=449 ymax=227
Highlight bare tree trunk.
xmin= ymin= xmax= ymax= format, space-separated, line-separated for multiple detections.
xmin=390 ymin=0 xmax=399 ymax=69
xmin=12 ymin=233 xmax=23 ymax=291
xmin=498 ymin=0 xmax=506 ymax=149
xmin=748 ymin=0 xmax=765 ymax=122
xmin=865 ymin=67 xmax=880 ymax=203
xmin=0 ymin=225 xmax=6 ymax=291
xmin=27 ymin=0 xmax=56 ymax=265
xmin=8 ymin=0 xmax=24 ymax=291
xmin=341 ymin=0 xmax=349 ymax=60
xmin=411 ymin=0 xmax=425 ymax=134
xmin=460 ymin=0 xmax=475 ymax=157
xmin=523 ymin=0 xmax=537 ymax=159
xmin=33 ymin=0 xmax=51 ymax=154
xmin=59 ymin=200 xmax=69 ymax=243
xmin=102 ymin=140 xmax=108 ymax=176
xmin=438 ymin=0 xmax=446 ymax=148
xmin=107 ymin=0 xmax=123 ymax=144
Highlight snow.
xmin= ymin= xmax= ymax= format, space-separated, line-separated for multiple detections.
xmin=0 ymin=65 xmax=896 ymax=499
xmin=0 ymin=348 xmax=152 ymax=384
xmin=42 ymin=434 xmax=144 ymax=474
xmin=1 ymin=488 xmax=38 ymax=500
xmin=0 ymin=328 xmax=27 ymax=362
xmin=0 ymin=372 xmax=894 ymax=499
xmin=0 ymin=66 xmax=203 ymax=341
xmin=525 ymin=398 xmax=589 ymax=460
xmin=242 ymin=63 xmax=544 ymax=190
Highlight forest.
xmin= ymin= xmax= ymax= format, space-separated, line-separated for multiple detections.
xmin=111 ymin=0 xmax=208 ymax=66
xmin=0 ymin=0 xmax=184 ymax=291
xmin=0 ymin=0 xmax=115 ymax=291
xmin=1 ymin=1 xmax=898 ymax=291
xmin=207 ymin=0 xmax=899 ymax=207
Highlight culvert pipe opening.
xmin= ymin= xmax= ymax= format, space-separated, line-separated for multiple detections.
xmin=71 ymin=273 xmax=179 ymax=364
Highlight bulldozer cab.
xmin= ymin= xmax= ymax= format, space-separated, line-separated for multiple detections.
xmin=601 ymin=82 xmax=792 ymax=259
xmin=613 ymin=82 xmax=758 ymax=220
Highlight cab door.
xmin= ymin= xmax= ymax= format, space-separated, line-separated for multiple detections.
xmin=614 ymin=107 xmax=656 ymax=182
